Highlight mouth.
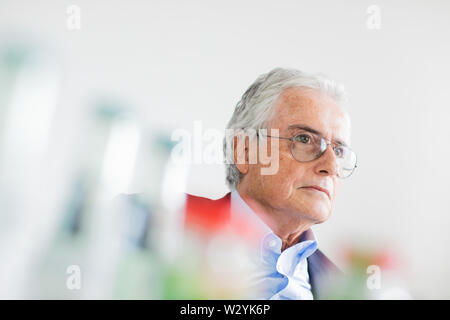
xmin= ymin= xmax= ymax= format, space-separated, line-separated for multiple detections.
xmin=300 ymin=186 xmax=331 ymax=200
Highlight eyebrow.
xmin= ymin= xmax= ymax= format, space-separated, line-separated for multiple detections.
xmin=288 ymin=124 xmax=348 ymax=147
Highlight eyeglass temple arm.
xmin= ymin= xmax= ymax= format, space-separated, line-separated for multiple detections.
xmin=258 ymin=133 xmax=293 ymax=141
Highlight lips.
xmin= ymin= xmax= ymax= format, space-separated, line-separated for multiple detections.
xmin=301 ymin=185 xmax=331 ymax=199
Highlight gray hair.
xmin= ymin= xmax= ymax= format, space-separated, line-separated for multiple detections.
xmin=223 ymin=67 xmax=347 ymax=190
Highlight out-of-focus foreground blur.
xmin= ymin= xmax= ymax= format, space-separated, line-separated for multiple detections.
xmin=0 ymin=0 xmax=450 ymax=299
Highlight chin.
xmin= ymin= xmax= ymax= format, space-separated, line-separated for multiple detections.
xmin=300 ymin=202 xmax=331 ymax=223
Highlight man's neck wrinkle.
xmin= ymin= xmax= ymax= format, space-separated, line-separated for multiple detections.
xmin=236 ymin=187 xmax=313 ymax=251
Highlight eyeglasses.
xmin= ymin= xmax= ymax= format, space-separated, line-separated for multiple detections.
xmin=258 ymin=131 xmax=357 ymax=178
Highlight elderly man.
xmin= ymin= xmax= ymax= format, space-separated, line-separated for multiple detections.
xmin=185 ymin=67 xmax=357 ymax=300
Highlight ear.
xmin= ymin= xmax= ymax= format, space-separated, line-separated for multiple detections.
xmin=233 ymin=135 xmax=249 ymax=175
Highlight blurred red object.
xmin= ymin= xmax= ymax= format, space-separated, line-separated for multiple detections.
xmin=184 ymin=193 xmax=231 ymax=234
xmin=184 ymin=192 xmax=265 ymax=246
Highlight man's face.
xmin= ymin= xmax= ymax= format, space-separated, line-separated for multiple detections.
xmin=244 ymin=87 xmax=351 ymax=224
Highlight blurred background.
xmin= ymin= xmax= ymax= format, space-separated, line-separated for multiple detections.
xmin=0 ymin=0 xmax=449 ymax=299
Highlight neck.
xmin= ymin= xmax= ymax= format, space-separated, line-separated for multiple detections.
xmin=236 ymin=185 xmax=314 ymax=251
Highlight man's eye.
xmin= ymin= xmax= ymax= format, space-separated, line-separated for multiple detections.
xmin=295 ymin=134 xmax=312 ymax=144
xmin=334 ymin=146 xmax=346 ymax=158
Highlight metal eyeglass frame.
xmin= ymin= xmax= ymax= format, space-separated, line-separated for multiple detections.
xmin=257 ymin=131 xmax=358 ymax=178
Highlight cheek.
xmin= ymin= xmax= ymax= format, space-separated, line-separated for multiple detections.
xmin=255 ymin=160 xmax=293 ymax=201
xmin=256 ymin=147 xmax=310 ymax=202
xmin=259 ymin=170 xmax=291 ymax=198
xmin=269 ymin=153 xmax=309 ymax=196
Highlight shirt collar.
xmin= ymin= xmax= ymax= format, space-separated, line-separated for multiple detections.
xmin=230 ymin=189 xmax=272 ymax=235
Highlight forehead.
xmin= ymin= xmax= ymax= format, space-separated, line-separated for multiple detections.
xmin=268 ymin=87 xmax=351 ymax=144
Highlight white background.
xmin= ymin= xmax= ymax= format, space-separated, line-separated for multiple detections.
xmin=1 ymin=0 xmax=449 ymax=298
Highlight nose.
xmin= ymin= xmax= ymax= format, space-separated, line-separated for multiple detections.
xmin=314 ymin=145 xmax=338 ymax=177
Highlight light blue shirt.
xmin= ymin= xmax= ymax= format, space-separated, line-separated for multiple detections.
xmin=230 ymin=190 xmax=318 ymax=300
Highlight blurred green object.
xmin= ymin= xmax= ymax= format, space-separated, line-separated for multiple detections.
xmin=322 ymin=246 xmax=407 ymax=299
xmin=113 ymin=250 xmax=162 ymax=299
xmin=0 ymin=45 xmax=31 ymax=150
